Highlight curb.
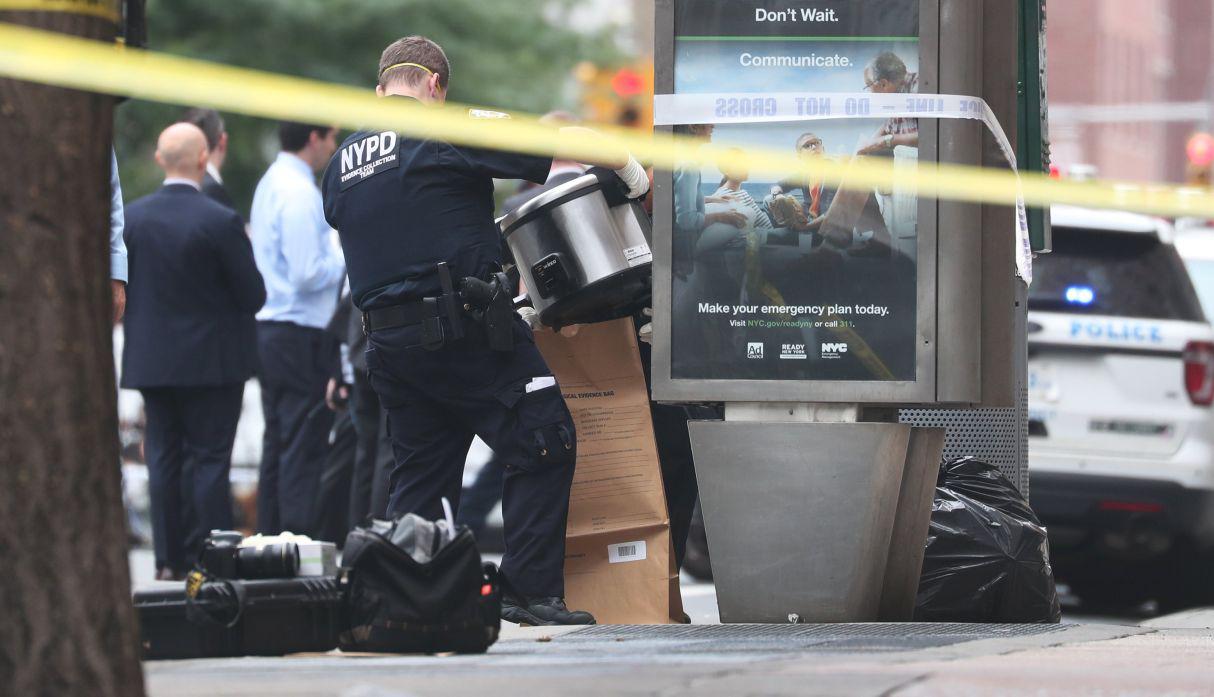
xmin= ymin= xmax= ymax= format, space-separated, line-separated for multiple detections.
xmin=1140 ymin=607 xmax=1214 ymax=629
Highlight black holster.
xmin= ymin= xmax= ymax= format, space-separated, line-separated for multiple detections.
xmin=460 ymin=272 xmax=514 ymax=352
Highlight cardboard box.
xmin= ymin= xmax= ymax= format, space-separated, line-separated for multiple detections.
xmin=534 ymin=318 xmax=684 ymax=624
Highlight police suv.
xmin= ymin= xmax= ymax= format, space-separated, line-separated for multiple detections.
xmin=1028 ymin=206 xmax=1214 ymax=610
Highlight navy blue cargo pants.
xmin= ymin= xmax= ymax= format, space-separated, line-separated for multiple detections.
xmin=365 ymin=315 xmax=576 ymax=599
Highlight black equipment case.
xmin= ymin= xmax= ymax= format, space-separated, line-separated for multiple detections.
xmin=134 ymin=576 xmax=344 ymax=659
xmin=340 ymin=524 xmax=501 ymax=654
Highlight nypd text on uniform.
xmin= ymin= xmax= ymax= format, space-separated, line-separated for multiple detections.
xmin=340 ymin=132 xmax=399 ymax=183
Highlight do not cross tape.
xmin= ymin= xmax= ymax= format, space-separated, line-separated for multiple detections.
xmin=655 ymin=91 xmax=1034 ymax=282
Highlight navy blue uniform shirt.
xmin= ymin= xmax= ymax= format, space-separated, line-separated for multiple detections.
xmin=321 ymin=104 xmax=551 ymax=311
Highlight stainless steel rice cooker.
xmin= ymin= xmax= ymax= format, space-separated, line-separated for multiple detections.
xmin=499 ymin=173 xmax=652 ymax=328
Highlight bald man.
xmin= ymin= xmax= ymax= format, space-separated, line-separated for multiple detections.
xmin=121 ymin=123 xmax=267 ymax=579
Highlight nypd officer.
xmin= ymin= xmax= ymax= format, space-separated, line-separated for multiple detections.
xmin=321 ymin=35 xmax=648 ymax=626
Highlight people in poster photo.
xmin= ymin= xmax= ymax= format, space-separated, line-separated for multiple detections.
xmin=670 ymin=3 xmax=921 ymax=383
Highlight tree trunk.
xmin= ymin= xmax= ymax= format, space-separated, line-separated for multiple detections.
xmin=0 ymin=10 xmax=146 ymax=697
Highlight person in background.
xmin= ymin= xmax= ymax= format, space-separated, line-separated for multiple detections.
xmin=673 ymin=124 xmax=749 ymax=361
xmin=120 ymin=123 xmax=266 ymax=579
xmin=179 ymin=108 xmax=237 ymax=211
xmin=325 ymin=290 xmax=395 ymax=528
xmin=814 ymin=53 xmax=913 ymax=257
xmin=673 ymin=124 xmax=748 ymax=267
xmin=250 ymin=121 xmax=345 ymax=537
xmin=110 ymin=149 xmax=127 ymax=323
xmin=857 ymin=51 xmax=919 ymax=155
xmin=709 ymin=147 xmax=773 ymax=232
xmin=771 ymin=132 xmax=836 ymax=233
xmin=175 ymin=109 xmax=239 ymax=553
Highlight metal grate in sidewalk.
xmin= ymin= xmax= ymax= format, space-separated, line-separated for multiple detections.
xmin=555 ymin=623 xmax=1066 ymax=653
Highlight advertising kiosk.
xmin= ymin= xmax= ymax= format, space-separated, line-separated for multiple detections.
xmin=651 ymin=0 xmax=1028 ymax=622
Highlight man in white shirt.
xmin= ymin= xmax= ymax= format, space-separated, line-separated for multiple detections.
xmin=249 ymin=121 xmax=344 ymax=536
xmin=110 ymin=150 xmax=127 ymax=323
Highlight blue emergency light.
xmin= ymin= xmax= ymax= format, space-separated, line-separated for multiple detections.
xmin=1064 ymin=285 xmax=1095 ymax=306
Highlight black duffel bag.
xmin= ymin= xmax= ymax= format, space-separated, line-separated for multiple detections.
xmin=339 ymin=516 xmax=501 ymax=654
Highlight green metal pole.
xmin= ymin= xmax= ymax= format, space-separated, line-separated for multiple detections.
xmin=1017 ymin=0 xmax=1052 ymax=252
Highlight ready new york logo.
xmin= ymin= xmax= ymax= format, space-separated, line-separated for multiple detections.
xmin=779 ymin=343 xmax=807 ymax=360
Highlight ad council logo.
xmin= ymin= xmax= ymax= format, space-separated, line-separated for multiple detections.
xmin=747 ymin=342 xmax=765 ymax=359
xmin=821 ymin=342 xmax=849 ymax=359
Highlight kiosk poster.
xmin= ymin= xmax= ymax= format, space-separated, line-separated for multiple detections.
xmin=670 ymin=0 xmax=920 ymax=382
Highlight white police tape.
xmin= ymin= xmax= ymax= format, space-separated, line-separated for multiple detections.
xmin=654 ymin=92 xmax=1012 ymax=161
xmin=654 ymin=91 xmax=1033 ymax=283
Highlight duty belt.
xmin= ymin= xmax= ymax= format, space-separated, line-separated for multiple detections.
xmin=362 ymin=296 xmax=458 ymax=352
xmin=362 ymin=298 xmax=446 ymax=333
xmin=361 ymin=262 xmax=514 ymax=352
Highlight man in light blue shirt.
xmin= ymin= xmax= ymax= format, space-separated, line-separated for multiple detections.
xmin=111 ymin=149 xmax=128 ymax=323
xmin=249 ymin=121 xmax=344 ymax=536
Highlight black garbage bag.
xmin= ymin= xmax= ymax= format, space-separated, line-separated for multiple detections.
xmin=914 ymin=457 xmax=1061 ymax=623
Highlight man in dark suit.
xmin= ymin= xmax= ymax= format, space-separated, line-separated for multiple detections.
xmin=122 ymin=123 xmax=266 ymax=579
xmin=180 ymin=107 xmax=237 ymax=212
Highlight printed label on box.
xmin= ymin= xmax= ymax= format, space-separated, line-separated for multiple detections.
xmin=607 ymin=540 xmax=647 ymax=564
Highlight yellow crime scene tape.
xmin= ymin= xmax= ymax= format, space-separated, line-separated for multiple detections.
xmin=1 ymin=21 xmax=1214 ymax=220
xmin=0 ymin=0 xmax=119 ymax=23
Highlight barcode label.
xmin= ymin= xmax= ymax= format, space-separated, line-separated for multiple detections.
xmin=607 ymin=540 xmax=647 ymax=564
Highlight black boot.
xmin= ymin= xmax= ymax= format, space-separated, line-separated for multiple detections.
xmin=501 ymin=594 xmax=596 ymax=626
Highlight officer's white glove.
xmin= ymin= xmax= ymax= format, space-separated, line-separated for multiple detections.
xmin=613 ymin=155 xmax=650 ymax=199
xmin=518 ymin=306 xmax=542 ymax=330
xmin=638 ymin=307 xmax=653 ymax=344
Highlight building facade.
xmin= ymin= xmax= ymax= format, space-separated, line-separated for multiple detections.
xmin=1047 ymin=0 xmax=1214 ymax=183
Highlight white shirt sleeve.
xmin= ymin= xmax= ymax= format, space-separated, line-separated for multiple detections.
xmin=109 ymin=149 xmax=128 ymax=283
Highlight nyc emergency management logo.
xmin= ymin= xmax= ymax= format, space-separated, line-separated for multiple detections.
xmin=747 ymin=342 xmax=764 ymax=359
xmin=821 ymin=342 xmax=848 ymax=359
xmin=339 ymin=131 xmax=400 ymax=190
xmin=779 ymin=343 xmax=807 ymax=360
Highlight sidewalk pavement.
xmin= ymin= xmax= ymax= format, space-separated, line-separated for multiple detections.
xmin=131 ymin=550 xmax=1214 ymax=696
xmin=142 ymin=613 xmax=1214 ymax=696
